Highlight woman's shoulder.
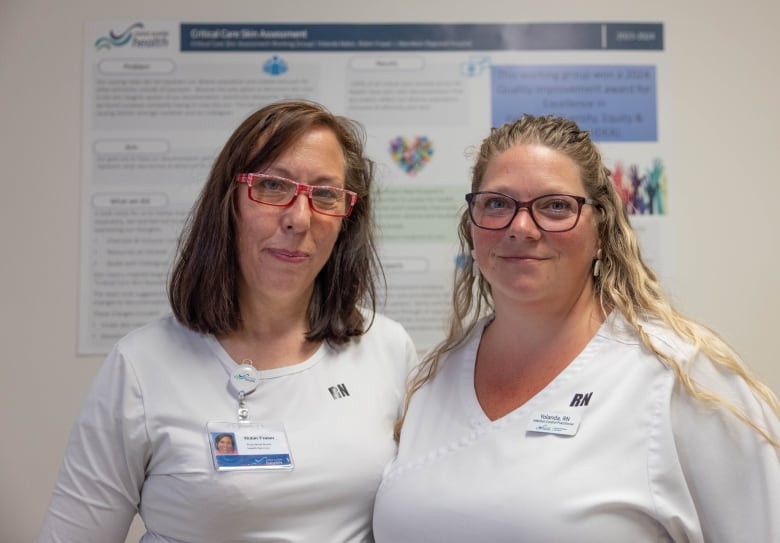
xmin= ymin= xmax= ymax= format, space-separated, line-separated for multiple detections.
xmin=99 ymin=314 xmax=225 ymax=389
xmin=115 ymin=312 xmax=187 ymax=341
xmin=615 ymin=314 xmax=772 ymax=418
xmin=606 ymin=312 xmax=698 ymax=364
xmin=360 ymin=309 xmax=414 ymax=340
xmin=348 ymin=309 xmax=419 ymax=369
xmin=112 ymin=313 xmax=206 ymax=360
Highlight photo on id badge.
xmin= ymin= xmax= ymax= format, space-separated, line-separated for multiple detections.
xmin=212 ymin=432 xmax=238 ymax=455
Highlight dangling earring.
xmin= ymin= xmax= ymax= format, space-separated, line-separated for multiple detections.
xmin=471 ymin=249 xmax=479 ymax=277
xmin=593 ymin=249 xmax=603 ymax=278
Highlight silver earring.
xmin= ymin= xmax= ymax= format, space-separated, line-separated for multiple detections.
xmin=471 ymin=249 xmax=479 ymax=276
xmin=593 ymin=249 xmax=603 ymax=278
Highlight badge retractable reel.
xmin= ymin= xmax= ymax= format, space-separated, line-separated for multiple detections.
xmin=206 ymin=361 xmax=294 ymax=471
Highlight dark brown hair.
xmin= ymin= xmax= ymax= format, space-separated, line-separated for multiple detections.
xmin=168 ymin=100 xmax=380 ymax=344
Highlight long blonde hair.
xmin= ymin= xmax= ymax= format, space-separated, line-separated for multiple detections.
xmin=396 ymin=114 xmax=780 ymax=447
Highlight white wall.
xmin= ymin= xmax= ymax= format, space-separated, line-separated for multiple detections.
xmin=2 ymin=1 xmax=779 ymax=541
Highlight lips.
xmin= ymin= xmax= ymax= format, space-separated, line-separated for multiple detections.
xmin=499 ymin=255 xmax=544 ymax=260
xmin=268 ymin=248 xmax=309 ymax=259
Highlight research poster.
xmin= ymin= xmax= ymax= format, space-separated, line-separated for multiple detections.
xmin=80 ymin=21 xmax=668 ymax=354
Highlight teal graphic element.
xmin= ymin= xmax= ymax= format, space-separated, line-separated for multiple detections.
xmin=95 ymin=22 xmax=144 ymax=50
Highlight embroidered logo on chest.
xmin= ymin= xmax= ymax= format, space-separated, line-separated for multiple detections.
xmin=328 ymin=383 xmax=350 ymax=399
xmin=569 ymin=392 xmax=593 ymax=407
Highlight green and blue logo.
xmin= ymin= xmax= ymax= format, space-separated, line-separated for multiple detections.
xmin=95 ymin=22 xmax=144 ymax=50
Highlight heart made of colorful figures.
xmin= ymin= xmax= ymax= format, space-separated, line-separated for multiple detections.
xmin=389 ymin=136 xmax=434 ymax=176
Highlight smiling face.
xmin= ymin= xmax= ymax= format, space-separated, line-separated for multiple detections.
xmin=471 ymin=143 xmax=600 ymax=313
xmin=234 ymin=126 xmax=346 ymax=311
xmin=216 ymin=435 xmax=234 ymax=453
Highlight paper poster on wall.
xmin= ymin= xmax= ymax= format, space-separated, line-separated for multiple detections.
xmin=80 ymin=21 xmax=668 ymax=355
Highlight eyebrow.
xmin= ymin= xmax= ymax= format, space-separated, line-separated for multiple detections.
xmin=480 ymin=183 xmax=579 ymax=197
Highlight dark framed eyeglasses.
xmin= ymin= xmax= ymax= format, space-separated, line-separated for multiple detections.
xmin=236 ymin=173 xmax=358 ymax=218
xmin=465 ymin=191 xmax=598 ymax=232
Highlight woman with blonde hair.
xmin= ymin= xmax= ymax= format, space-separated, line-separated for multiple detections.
xmin=373 ymin=114 xmax=780 ymax=542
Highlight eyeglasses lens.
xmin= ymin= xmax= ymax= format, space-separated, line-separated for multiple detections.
xmin=251 ymin=177 xmax=294 ymax=205
xmin=307 ymin=186 xmax=346 ymax=215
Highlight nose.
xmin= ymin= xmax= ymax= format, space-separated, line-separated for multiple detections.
xmin=507 ymin=206 xmax=541 ymax=237
xmin=282 ymin=192 xmax=313 ymax=231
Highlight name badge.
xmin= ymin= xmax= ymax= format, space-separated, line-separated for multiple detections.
xmin=527 ymin=410 xmax=581 ymax=436
xmin=207 ymin=421 xmax=294 ymax=471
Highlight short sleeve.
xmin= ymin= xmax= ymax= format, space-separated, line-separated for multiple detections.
xmin=38 ymin=345 xmax=151 ymax=543
xmin=671 ymin=354 xmax=780 ymax=543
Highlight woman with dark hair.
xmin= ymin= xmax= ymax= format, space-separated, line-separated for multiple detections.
xmin=213 ymin=433 xmax=236 ymax=455
xmin=39 ymin=100 xmax=417 ymax=542
xmin=373 ymin=114 xmax=780 ymax=542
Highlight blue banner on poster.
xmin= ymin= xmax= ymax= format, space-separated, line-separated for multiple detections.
xmin=180 ymin=23 xmax=663 ymax=52
xmin=490 ymin=65 xmax=657 ymax=142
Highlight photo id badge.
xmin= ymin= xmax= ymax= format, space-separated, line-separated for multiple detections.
xmin=207 ymin=421 xmax=294 ymax=472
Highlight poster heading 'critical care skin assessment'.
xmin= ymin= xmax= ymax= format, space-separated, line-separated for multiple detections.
xmin=80 ymin=21 xmax=668 ymax=354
